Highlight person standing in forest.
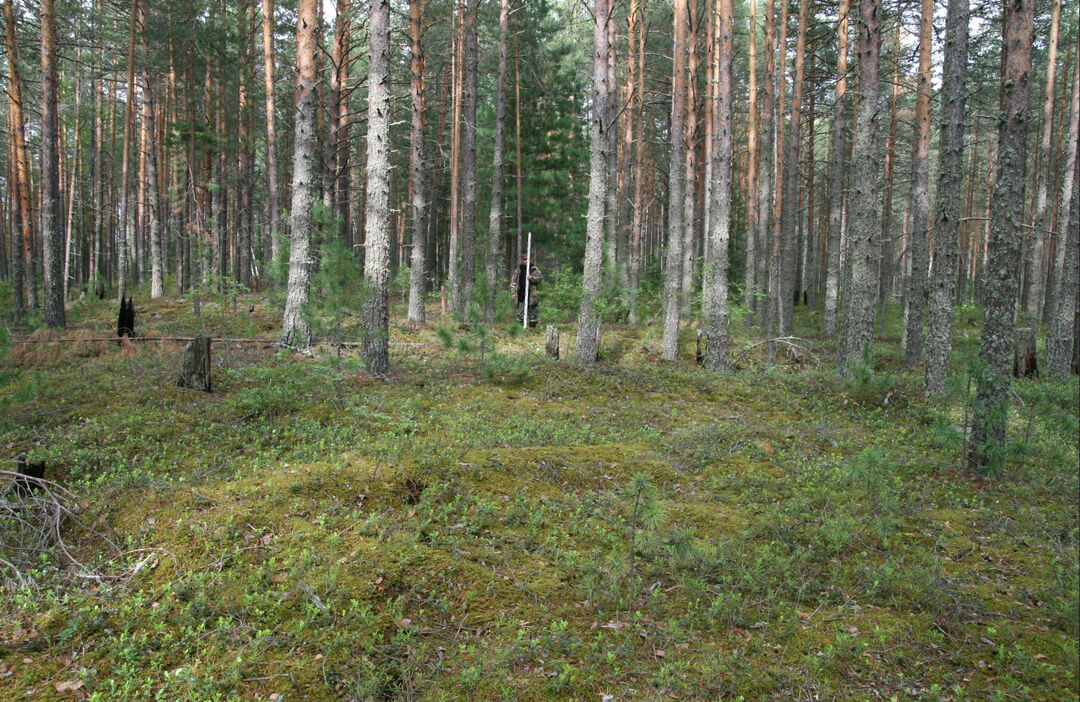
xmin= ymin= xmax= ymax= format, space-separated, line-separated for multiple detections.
xmin=511 ymin=252 xmax=542 ymax=327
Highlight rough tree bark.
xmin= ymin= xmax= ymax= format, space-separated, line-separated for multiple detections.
xmin=362 ymin=0 xmax=392 ymax=374
xmin=138 ymin=3 xmax=163 ymax=299
xmin=407 ymin=0 xmax=427 ymax=323
xmin=680 ymin=0 xmax=699 ymax=319
xmin=575 ymin=0 xmax=612 ymax=365
xmin=823 ymin=0 xmax=850 ymax=339
xmin=903 ymin=0 xmax=932 ymax=366
xmin=702 ymin=0 xmax=733 ymax=370
xmin=755 ymin=0 xmax=775 ymax=340
xmin=261 ymin=0 xmax=282 ymax=268
xmin=967 ymin=0 xmax=1034 ymax=473
xmin=628 ymin=0 xmax=647 ymax=324
xmin=459 ymin=0 xmax=479 ymax=314
xmin=40 ymin=0 xmax=64 ymax=327
xmin=281 ymin=0 xmax=318 ymax=346
xmin=923 ymin=0 xmax=969 ymax=395
xmin=778 ymin=0 xmax=809 ymax=335
xmin=743 ymin=0 xmax=759 ymax=326
xmin=837 ymin=0 xmax=881 ymax=373
xmin=661 ymin=0 xmax=689 ymax=360
xmin=5 ymin=0 xmax=34 ymax=319
xmin=484 ymin=0 xmax=510 ymax=325
xmin=1045 ymin=138 xmax=1077 ymax=376
xmin=1023 ymin=0 xmax=1061 ymax=322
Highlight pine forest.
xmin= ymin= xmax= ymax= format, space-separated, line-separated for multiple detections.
xmin=0 ymin=0 xmax=1077 ymax=697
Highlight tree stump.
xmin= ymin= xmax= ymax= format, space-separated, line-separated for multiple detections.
xmin=8 ymin=456 xmax=46 ymax=497
xmin=178 ymin=335 xmax=212 ymax=392
xmin=117 ymin=296 xmax=135 ymax=337
xmin=695 ymin=330 xmax=706 ymax=366
xmin=545 ymin=325 xmax=560 ymax=359
xmin=1013 ymin=327 xmax=1038 ymax=378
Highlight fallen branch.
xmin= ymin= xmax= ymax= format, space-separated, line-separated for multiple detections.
xmin=729 ymin=336 xmax=817 ymax=368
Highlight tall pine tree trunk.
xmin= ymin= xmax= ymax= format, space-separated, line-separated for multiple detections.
xmin=139 ymin=3 xmax=163 ymax=298
xmin=628 ymin=0 xmax=647 ymax=324
xmin=823 ymin=0 xmax=849 ymax=338
xmin=261 ymin=0 xmax=282 ymax=268
xmin=923 ymin=0 xmax=968 ymax=395
xmin=281 ymin=0 xmax=318 ymax=346
xmin=1045 ymin=139 xmax=1078 ymax=376
xmin=484 ymin=0 xmax=510 ymax=325
xmin=459 ymin=0 xmax=479 ymax=313
xmin=407 ymin=0 xmax=427 ymax=323
xmin=903 ymin=0 xmax=932 ymax=366
xmin=702 ymin=0 xmax=733 ymax=370
xmin=362 ymin=0 xmax=392 ymax=373
xmin=576 ymin=0 xmax=612 ymax=364
xmin=967 ymin=0 xmax=1034 ymax=472
xmin=778 ymin=0 xmax=809 ymax=336
xmin=837 ymin=0 xmax=881 ymax=373
xmin=1023 ymin=0 xmax=1061 ymax=323
xmin=117 ymin=0 xmax=137 ymax=300
xmin=755 ymin=0 xmax=775 ymax=341
xmin=743 ymin=0 xmax=759 ymax=326
xmin=680 ymin=0 xmax=699 ymax=318
xmin=5 ymin=0 xmax=34 ymax=318
xmin=40 ymin=0 xmax=64 ymax=327
xmin=661 ymin=0 xmax=689 ymax=360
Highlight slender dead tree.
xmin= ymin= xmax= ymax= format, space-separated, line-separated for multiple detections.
xmin=923 ymin=0 xmax=969 ymax=395
xmin=362 ymin=0 xmax=392 ymax=374
xmin=967 ymin=0 xmax=1035 ymax=473
xmin=576 ymin=0 xmax=612 ymax=365
xmin=281 ymin=0 xmax=318 ymax=346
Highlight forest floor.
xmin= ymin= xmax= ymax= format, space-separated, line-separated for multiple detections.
xmin=0 ymin=290 xmax=1077 ymax=701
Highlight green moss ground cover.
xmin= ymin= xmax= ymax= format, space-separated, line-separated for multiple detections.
xmin=0 ymin=293 xmax=1076 ymax=700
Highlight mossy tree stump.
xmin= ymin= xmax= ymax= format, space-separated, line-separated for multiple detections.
xmin=1013 ymin=327 xmax=1038 ymax=378
xmin=178 ymin=335 xmax=212 ymax=392
xmin=545 ymin=325 xmax=560 ymax=359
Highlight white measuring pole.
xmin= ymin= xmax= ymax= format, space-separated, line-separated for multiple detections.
xmin=522 ymin=232 xmax=532 ymax=329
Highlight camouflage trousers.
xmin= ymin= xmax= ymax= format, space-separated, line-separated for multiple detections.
xmin=517 ymin=301 xmax=539 ymax=328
